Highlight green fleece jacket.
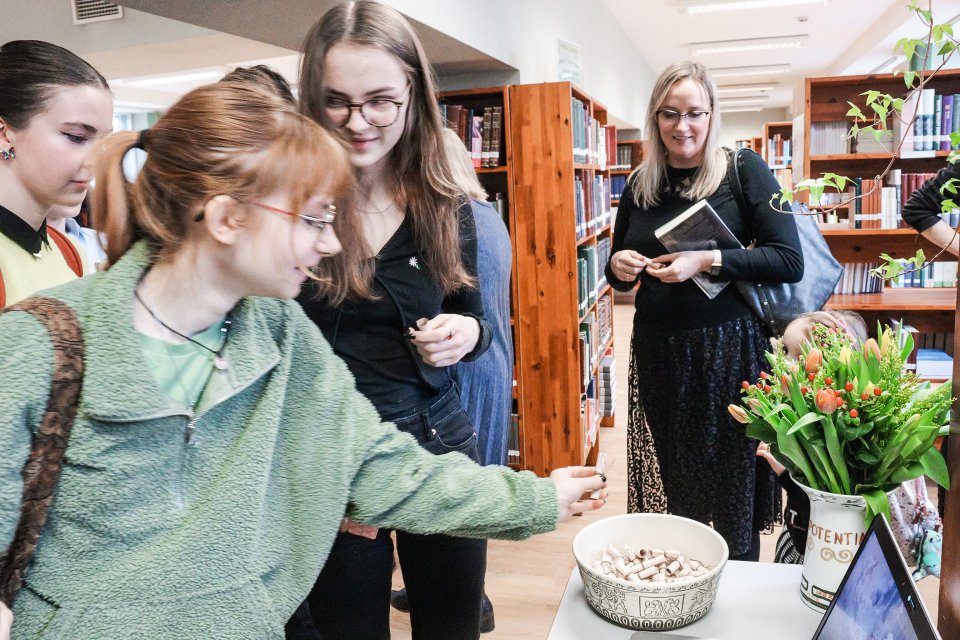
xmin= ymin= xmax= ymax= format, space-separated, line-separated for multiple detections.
xmin=0 ymin=242 xmax=558 ymax=639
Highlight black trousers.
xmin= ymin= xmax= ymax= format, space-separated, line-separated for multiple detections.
xmin=291 ymin=383 xmax=487 ymax=640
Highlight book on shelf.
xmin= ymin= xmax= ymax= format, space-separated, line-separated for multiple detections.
xmin=470 ymin=115 xmax=483 ymax=167
xmin=654 ymin=199 xmax=741 ymax=299
xmin=439 ymin=103 xmax=503 ymax=168
xmin=809 ymin=121 xmax=848 ymax=155
xmin=888 ymin=259 xmax=958 ymax=288
xmin=766 ymin=132 xmax=792 ymax=168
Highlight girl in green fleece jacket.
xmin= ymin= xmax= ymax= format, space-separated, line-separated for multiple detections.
xmin=0 ymin=81 xmax=606 ymax=640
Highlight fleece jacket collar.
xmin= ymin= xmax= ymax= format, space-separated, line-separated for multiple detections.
xmin=81 ymin=241 xmax=281 ymax=421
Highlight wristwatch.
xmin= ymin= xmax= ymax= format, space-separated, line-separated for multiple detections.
xmin=709 ymin=249 xmax=723 ymax=277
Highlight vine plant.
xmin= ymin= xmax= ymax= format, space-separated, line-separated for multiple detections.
xmin=776 ymin=0 xmax=958 ymax=280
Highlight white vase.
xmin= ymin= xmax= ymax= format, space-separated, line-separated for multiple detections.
xmin=793 ymin=477 xmax=868 ymax=612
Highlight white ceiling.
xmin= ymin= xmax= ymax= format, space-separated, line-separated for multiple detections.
xmin=9 ymin=0 xmax=960 ymax=115
xmin=603 ymin=0 xmax=960 ymax=113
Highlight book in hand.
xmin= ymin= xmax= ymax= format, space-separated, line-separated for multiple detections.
xmin=654 ymin=199 xmax=742 ymax=299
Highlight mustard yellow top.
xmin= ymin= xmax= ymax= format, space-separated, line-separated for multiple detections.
xmin=0 ymin=232 xmax=82 ymax=307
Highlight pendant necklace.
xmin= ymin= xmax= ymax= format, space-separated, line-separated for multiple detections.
xmin=133 ymin=288 xmax=232 ymax=370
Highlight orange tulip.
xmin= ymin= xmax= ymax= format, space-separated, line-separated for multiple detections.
xmin=815 ymin=388 xmax=838 ymax=414
xmin=728 ymin=404 xmax=752 ymax=424
xmin=805 ymin=348 xmax=823 ymax=374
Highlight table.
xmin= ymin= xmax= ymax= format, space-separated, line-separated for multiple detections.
xmin=548 ymin=561 xmax=824 ymax=639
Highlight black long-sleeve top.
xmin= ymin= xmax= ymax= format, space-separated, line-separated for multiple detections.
xmin=299 ymin=201 xmax=491 ymax=417
xmin=605 ymin=149 xmax=803 ymax=331
xmin=901 ymin=162 xmax=960 ymax=232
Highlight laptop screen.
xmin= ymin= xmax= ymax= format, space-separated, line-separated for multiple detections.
xmin=813 ymin=514 xmax=939 ymax=640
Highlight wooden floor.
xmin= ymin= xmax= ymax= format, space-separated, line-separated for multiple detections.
xmin=389 ymin=304 xmax=941 ymax=638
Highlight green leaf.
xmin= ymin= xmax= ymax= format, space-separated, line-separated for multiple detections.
xmin=862 ymin=489 xmax=893 ymax=527
xmin=940 ymin=178 xmax=960 ymax=195
xmin=786 ymin=411 xmax=822 ymax=435
xmin=903 ymin=70 xmax=918 ymax=88
xmin=917 ymin=8 xmax=934 ymax=23
xmin=920 ymin=446 xmax=950 ymax=489
xmin=862 ymin=90 xmax=882 ymax=105
xmin=941 ymin=199 xmax=957 ymax=214
xmin=822 ymin=416 xmax=851 ymax=494
xmin=938 ymin=40 xmax=958 ymax=56
xmin=779 ymin=187 xmax=795 ymax=205
xmin=846 ymin=102 xmax=865 ymax=121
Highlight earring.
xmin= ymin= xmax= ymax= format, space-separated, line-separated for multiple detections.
xmin=0 ymin=147 xmax=14 ymax=160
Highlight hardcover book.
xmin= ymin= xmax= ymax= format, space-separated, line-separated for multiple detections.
xmin=654 ymin=199 xmax=742 ymax=299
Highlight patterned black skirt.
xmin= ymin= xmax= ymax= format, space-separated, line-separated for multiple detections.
xmin=627 ymin=313 xmax=781 ymax=557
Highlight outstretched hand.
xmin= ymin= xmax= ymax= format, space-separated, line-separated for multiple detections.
xmin=551 ymin=466 xmax=607 ymax=522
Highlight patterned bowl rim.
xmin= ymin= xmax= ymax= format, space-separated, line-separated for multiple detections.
xmin=572 ymin=513 xmax=729 ymax=589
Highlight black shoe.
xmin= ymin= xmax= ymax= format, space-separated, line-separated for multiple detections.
xmin=390 ymin=589 xmax=494 ymax=633
xmin=480 ymin=594 xmax=495 ymax=634
xmin=390 ymin=588 xmax=410 ymax=612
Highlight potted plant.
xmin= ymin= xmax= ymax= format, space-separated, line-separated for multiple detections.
xmin=728 ymin=322 xmax=951 ymax=609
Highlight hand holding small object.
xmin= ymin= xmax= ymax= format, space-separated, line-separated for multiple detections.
xmin=645 ymin=251 xmax=713 ymax=283
xmin=551 ymin=465 xmax=608 ymax=522
xmin=0 ymin=601 xmax=11 ymax=640
xmin=407 ymin=314 xmax=480 ymax=368
xmin=755 ymin=442 xmax=786 ymax=476
xmin=611 ymin=250 xmax=651 ymax=282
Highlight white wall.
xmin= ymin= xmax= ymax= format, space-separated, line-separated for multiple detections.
xmin=718 ymin=107 xmax=790 ymax=150
xmin=382 ymin=0 xmax=656 ymax=128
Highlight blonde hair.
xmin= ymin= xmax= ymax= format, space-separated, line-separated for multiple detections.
xmin=299 ymin=0 xmax=473 ymax=297
xmin=441 ymin=128 xmax=486 ymax=200
xmin=94 ymin=81 xmax=355 ymax=293
xmin=630 ymin=61 xmax=727 ymax=209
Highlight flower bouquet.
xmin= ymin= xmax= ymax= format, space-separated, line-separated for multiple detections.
xmin=728 ymin=323 xmax=952 ymax=523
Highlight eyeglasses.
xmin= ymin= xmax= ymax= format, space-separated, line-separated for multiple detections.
xmin=323 ymin=86 xmax=411 ymax=128
xmin=656 ymin=109 xmax=711 ymax=125
xmin=252 ymin=201 xmax=336 ymax=231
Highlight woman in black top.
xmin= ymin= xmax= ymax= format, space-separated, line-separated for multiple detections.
xmin=605 ymin=61 xmax=803 ymax=560
xmin=291 ymin=2 xmax=606 ymax=638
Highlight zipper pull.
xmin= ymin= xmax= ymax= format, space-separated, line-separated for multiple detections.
xmin=184 ymin=410 xmax=197 ymax=445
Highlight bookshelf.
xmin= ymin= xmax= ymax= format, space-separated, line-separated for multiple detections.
xmin=802 ymin=71 xmax=960 ymax=335
xmin=508 ymin=81 xmax=616 ymax=475
xmin=610 ymin=139 xmax=642 ymax=208
xmin=441 ymin=83 xmax=617 ymax=475
xmin=764 ymin=120 xmax=793 ymax=188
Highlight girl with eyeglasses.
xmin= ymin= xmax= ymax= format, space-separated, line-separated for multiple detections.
xmin=292 ymin=1 xmax=581 ymax=638
xmin=0 ymin=76 xmax=605 ymax=640
xmin=605 ymin=61 xmax=803 ymax=562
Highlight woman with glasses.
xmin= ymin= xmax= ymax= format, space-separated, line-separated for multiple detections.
xmin=293 ymin=1 xmax=521 ymax=638
xmin=0 ymin=78 xmax=606 ymax=640
xmin=605 ymin=61 xmax=803 ymax=562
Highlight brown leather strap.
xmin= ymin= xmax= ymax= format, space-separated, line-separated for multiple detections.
xmin=0 ymin=297 xmax=84 ymax=608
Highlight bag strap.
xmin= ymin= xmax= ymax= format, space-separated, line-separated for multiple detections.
xmin=0 ymin=297 xmax=84 ymax=608
xmin=725 ymin=147 xmax=749 ymax=217
xmin=47 ymin=227 xmax=84 ymax=277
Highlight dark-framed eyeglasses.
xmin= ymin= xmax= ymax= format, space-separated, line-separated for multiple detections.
xmin=251 ymin=201 xmax=337 ymax=231
xmin=323 ymin=86 xmax=411 ymax=128
xmin=656 ymin=109 xmax=711 ymax=125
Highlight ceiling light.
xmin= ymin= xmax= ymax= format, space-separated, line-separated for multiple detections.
xmin=122 ymin=71 xmax=225 ymax=88
xmin=721 ymin=105 xmax=764 ymax=113
xmin=691 ymin=35 xmax=808 ymax=56
xmin=710 ymin=64 xmax=790 ymax=78
xmin=677 ymin=0 xmax=831 ymax=15
xmin=718 ymin=97 xmax=770 ymax=108
xmin=716 ymin=83 xmax=778 ymax=94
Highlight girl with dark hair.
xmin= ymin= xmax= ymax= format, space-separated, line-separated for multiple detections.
xmin=0 ymin=80 xmax=605 ymax=640
xmin=294 ymin=1 xmax=528 ymax=637
xmin=0 ymin=40 xmax=112 ymax=307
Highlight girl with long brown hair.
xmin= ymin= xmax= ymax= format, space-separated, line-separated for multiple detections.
xmin=295 ymin=1 xmax=514 ymax=637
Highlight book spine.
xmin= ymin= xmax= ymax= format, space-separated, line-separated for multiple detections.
xmin=942 ymin=94 xmax=954 ymax=151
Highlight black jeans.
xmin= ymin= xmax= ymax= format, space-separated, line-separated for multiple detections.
xmin=300 ymin=383 xmax=488 ymax=640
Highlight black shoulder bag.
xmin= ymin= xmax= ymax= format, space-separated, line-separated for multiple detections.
xmin=0 ymin=297 xmax=84 ymax=608
xmin=727 ymin=147 xmax=844 ymax=336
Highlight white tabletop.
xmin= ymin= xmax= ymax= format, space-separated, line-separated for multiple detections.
xmin=548 ymin=561 xmax=824 ymax=640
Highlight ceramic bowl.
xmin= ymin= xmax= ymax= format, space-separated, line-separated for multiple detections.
xmin=572 ymin=513 xmax=729 ymax=631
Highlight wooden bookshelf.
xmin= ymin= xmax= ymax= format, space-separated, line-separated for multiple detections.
xmin=508 ymin=81 xmax=616 ymax=475
xmin=764 ymin=120 xmax=792 ymax=167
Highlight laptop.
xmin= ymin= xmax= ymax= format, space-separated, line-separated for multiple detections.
xmin=812 ymin=513 xmax=940 ymax=640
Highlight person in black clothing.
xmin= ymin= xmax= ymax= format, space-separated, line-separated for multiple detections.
xmin=605 ymin=60 xmax=803 ymax=561
xmin=901 ymin=165 xmax=958 ymax=513
xmin=290 ymin=2 xmax=605 ymax=638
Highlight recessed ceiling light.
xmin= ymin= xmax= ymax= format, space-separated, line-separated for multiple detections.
xmin=677 ymin=0 xmax=831 ymax=15
xmin=721 ymin=105 xmax=765 ymax=112
xmin=716 ymin=83 xmax=778 ymax=94
xmin=122 ymin=70 xmax=225 ymax=88
xmin=718 ymin=97 xmax=771 ymax=107
xmin=690 ymin=35 xmax=808 ymax=56
xmin=710 ymin=64 xmax=791 ymax=78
